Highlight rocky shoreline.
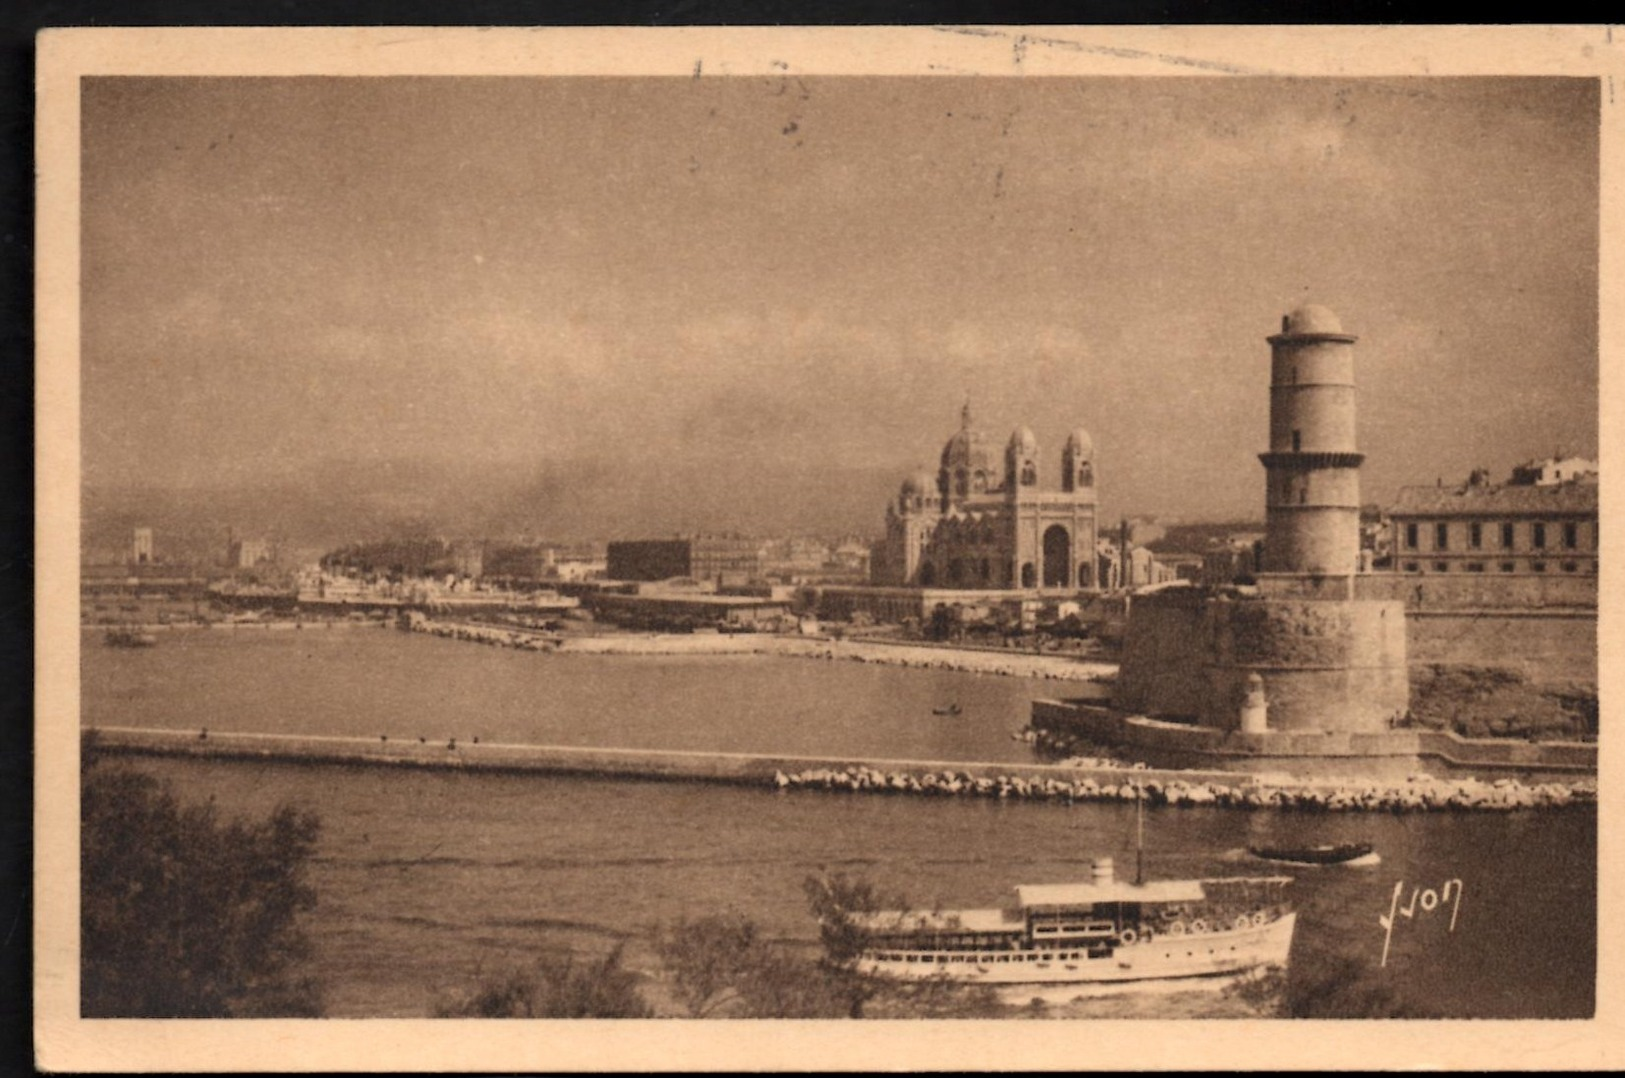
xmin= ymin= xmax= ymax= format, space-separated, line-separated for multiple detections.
xmin=772 ymin=764 xmax=1594 ymax=813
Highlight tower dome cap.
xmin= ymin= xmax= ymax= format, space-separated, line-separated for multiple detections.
xmin=1282 ymin=304 xmax=1343 ymax=335
xmin=1065 ymin=428 xmax=1094 ymax=455
xmin=1008 ymin=425 xmax=1038 ymax=451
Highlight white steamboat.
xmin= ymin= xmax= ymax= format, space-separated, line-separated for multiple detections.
xmin=851 ymin=857 xmax=1295 ymax=987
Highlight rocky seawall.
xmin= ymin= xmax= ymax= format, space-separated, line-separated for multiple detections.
xmin=773 ymin=764 xmax=1593 ymax=814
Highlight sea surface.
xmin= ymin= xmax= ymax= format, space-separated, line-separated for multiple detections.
xmin=81 ymin=630 xmax=1596 ymax=1019
xmin=83 ymin=626 xmax=1078 ymax=761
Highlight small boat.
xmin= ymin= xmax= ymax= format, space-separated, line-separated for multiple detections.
xmin=104 ymin=627 xmax=159 ymax=648
xmin=932 ymin=703 xmax=962 ymax=716
xmin=845 ymin=856 xmax=1295 ymax=987
xmin=1248 ymin=842 xmax=1375 ymax=866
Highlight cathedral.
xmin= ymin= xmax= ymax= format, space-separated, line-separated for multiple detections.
xmin=869 ymin=405 xmax=1100 ymax=591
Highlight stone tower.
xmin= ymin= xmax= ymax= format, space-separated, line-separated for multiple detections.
xmin=1259 ymin=305 xmax=1364 ymax=577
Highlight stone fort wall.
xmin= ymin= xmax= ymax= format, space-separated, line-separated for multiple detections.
xmin=1354 ymin=573 xmax=1596 ymax=682
xmin=1113 ymin=590 xmax=1409 ymax=734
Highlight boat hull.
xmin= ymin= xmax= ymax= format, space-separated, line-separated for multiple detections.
xmin=856 ymin=912 xmax=1295 ymax=986
xmin=1250 ymin=843 xmax=1373 ymax=866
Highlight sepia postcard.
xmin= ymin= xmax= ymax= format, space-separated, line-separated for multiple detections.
xmin=34 ymin=24 xmax=1624 ymax=1072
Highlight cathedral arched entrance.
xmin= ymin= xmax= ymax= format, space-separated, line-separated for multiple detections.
xmin=1042 ymin=525 xmax=1071 ymax=588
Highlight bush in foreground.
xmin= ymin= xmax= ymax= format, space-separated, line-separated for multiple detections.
xmin=1225 ymin=955 xmax=1438 ymax=1019
xmin=432 ymin=944 xmax=652 ymax=1018
xmin=653 ymin=912 xmax=868 ymax=1018
xmin=81 ymin=745 xmax=324 ymax=1017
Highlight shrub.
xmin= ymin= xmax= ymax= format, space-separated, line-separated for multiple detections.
xmin=652 ymin=913 xmax=761 ymax=1017
xmin=81 ymin=751 xmax=323 ymax=1017
xmin=432 ymin=944 xmax=652 ymax=1018
xmin=653 ymin=913 xmax=864 ymax=1018
xmin=1226 ymin=956 xmax=1438 ymax=1019
xmin=802 ymin=871 xmax=908 ymax=966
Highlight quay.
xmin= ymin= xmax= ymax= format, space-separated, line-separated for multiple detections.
xmin=87 ymin=724 xmax=1226 ymax=787
xmin=85 ymin=725 xmax=1593 ymax=813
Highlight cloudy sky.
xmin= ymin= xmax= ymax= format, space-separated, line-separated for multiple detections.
xmin=81 ymin=76 xmax=1598 ymax=542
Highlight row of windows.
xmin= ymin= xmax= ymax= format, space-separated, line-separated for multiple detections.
xmin=1403 ymin=520 xmax=1592 ymax=551
xmin=1401 ymin=560 xmax=1595 ymax=574
xmin=875 ymin=950 xmax=1091 ymax=964
xmin=875 ymin=945 xmax=1238 ymax=965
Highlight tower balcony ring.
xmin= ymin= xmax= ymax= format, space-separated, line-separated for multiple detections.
xmin=1266 ymin=332 xmax=1359 ymax=345
xmin=1258 ymin=451 xmax=1366 ymax=469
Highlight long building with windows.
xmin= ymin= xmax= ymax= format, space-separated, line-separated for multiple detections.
xmin=868 ymin=404 xmax=1100 ymax=592
xmin=606 ymin=534 xmax=762 ymax=586
xmin=1387 ymin=464 xmax=1598 ymax=576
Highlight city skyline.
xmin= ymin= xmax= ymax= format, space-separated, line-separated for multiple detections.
xmin=82 ymin=76 xmax=1599 ymax=544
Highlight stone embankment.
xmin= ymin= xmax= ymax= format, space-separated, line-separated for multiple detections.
xmin=772 ymin=764 xmax=1594 ymax=814
xmin=406 ymin=614 xmax=1113 ymax=681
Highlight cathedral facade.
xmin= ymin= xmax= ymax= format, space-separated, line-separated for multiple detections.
xmin=869 ymin=405 xmax=1099 ymax=591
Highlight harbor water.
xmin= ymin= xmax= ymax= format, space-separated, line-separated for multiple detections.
xmin=81 ymin=630 xmax=1595 ymax=1018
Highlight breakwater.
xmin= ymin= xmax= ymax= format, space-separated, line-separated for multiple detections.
xmin=774 ymin=764 xmax=1592 ymax=812
xmin=402 ymin=613 xmax=1114 ymax=682
xmin=86 ymin=725 xmax=1593 ymax=814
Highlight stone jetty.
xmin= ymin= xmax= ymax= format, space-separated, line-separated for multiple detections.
xmin=772 ymin=764 xmax=1593 ymax=814
xmin=86 ymin=725 xmax=1591 ymax=814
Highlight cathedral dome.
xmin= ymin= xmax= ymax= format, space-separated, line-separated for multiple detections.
xmin=901 ymin=469 xmax=934 ymax=497
xmin=1282 ymin=304 xmax=1343 ymax=335
xmin=940 ymin=404 xmax=993 ymax=472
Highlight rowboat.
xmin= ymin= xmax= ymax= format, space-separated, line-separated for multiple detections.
xmin=1248 ymin=842 xmax=1376 ymax=866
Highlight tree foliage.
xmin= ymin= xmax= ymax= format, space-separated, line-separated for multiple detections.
xmin=1225 ymin=955 xmax=1439 ymax=1019
xmin=432 ymin=944 xmax=652 ymax=1018
xmin=801 ymin=871 xmax=909 ymax=966
xmin=653 ymin=913 xmax=865 ymax=1019
xmin=81 ymin=751 xmax=324 ymax=1017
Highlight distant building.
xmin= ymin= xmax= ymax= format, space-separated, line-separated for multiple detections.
xmin=1388 ymin=466 xmax=1598 ymax=575
xmin=606 ymin=535 xmax=761 ymax=586
xmin=1201 ymin=541 xmax=1260 ymax=587
xmin=589 ymin=591 xmax=790 ymax=628
xmin=227 ymin=537 xmax=273 ymax=569
xmin=869 ymin=404 xmax=1100 ymax=591
xmin=1509 ymin=454 xmax=1598 ymax=487
xmin=829 ymin=537 xmax=872 ymax=575
xmin=451 ymin=540 xmax=485 ymax=580
xmin=607 ymin=539 xmax=692 ymax=582
xmin=482 ymin=543 xmax=550 ymax=581
xmin=132 ymin=527 xmax=154 ymax=565
xmin=553 ymin=556 xmax=607 ymax=583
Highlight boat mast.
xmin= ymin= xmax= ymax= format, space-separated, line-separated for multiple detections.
xmin=1135 ymin=782 xmax=1145 ymax=885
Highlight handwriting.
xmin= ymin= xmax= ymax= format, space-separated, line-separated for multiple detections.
xmin=1378 ymin=878 xmax=1462 ymax=968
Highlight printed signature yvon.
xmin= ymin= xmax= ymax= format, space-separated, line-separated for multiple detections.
xmin=1378 ymin=878 xmax=1463 ymax=968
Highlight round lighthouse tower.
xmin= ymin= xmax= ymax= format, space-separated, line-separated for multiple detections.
xmin=1258 ymin=305 xmax=1364 ymax=576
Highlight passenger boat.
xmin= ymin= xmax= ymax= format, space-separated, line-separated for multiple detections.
xmin=1248 ymin=842 xmax=1375 ymax=866
xmin=848 ymin=857 xmax=1295 ymax=986
xmin=932 ymin=703 xmax=962 ymax=716
xmin=104 ymin=627 xmax=159 ymax=648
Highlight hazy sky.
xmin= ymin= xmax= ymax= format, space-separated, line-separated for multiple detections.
xmin=81 ymin=76 xmax=1599 ymax=540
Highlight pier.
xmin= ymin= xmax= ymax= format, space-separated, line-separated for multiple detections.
xmin=86 ymin=725 xmax=1593 ymax=813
